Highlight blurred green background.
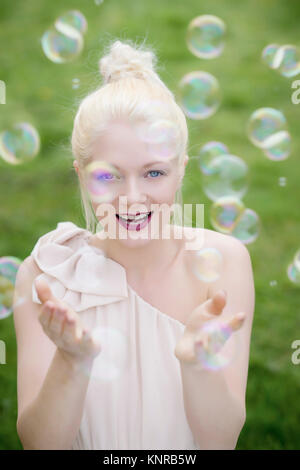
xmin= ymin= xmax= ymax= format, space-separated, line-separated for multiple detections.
xmin=0 ymin=0 xmax=300 ymax=450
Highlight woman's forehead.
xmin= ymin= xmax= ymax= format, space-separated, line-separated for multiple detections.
xmin=90 ymin=119 xmax=177 ymax=170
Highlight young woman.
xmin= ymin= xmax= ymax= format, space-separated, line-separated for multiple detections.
xmin=13 ymin=39 xmax=255 ymax=450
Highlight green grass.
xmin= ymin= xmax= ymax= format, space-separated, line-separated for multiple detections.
xmin=1 ymin=0 xmax=300 ymax=450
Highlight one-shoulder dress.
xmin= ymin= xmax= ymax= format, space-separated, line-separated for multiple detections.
xmin=30 ymin=221 xmax=200 ymax=450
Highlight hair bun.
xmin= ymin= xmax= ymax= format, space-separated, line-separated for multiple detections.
xmin=99 ymin=39 xmax=159 ymax=84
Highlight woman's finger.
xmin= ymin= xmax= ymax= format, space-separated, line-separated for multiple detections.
xmin=227 ymin=312 xmax=246 ymax=331
xmin=35 ymin=278 xmax=55 ymax=304
xmin=186 ymin=289 xmax=227 ymax=331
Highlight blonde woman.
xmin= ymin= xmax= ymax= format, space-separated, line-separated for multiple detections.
xmin=13 ymin=39 xmax=255 ymax=450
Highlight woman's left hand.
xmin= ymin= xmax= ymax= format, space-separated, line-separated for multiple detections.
xmin=174 ymin=289 xmax=246 ymax=366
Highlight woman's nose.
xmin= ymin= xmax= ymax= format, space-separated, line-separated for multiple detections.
xmin=122 ymin=177 xmax=147 ymax=205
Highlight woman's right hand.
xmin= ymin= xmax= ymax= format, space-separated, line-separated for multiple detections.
xmin=35 ymin=278 xmax=102 ymax=365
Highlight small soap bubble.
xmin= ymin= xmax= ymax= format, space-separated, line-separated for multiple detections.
xmin=198 ymin=141 xmax=229 ymax=175
xmin=84 ymin=160 xmax=121 ymax=203
xmin=186 ymin=15 xmax=226 ymax=59
xmin=269 ymin=280 xmax=277 ymax=287
xmin=72 ymin=78 xmax=80 ymax=89
xmin=0 ymin=123 xmax=40 ymax=165
xmin=278 ymin=176 xmax=287 ymax=187
xmin=202 ymin=154 xmax=249 ymax=202
xmin=83 ymin=327 xmax=130 ymax=382
xmin=0 ymin=256 xmax=22 ymax=320
xmin=41 ymin=10 xmax=87 ymax=63
xmin=192 ymin=248 xmax=223 ymax=283
xmin=210 ymin=196 xmax=245 ymax=234
xmin=195 ymin=320 xmax=237 ymax=371
xmin=179 ymin=71 xmax=221 ymax=119
xmin=95 ymin=0 xmax=104 ymax=4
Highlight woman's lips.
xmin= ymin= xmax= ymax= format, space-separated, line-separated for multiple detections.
xmin=116 ymin=212 xmax=152 ymax=231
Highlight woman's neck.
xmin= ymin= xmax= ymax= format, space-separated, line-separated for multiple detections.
xmin=90 ymin=225 xmax=185 ymax=282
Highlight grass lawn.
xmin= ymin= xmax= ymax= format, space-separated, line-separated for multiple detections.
xmin=0 ymin=0 xmax=300 ymax=450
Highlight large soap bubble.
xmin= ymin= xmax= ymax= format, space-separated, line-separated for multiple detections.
xmin=186 ymin=15 xmax=226 ymax=59
xmin=84 ymin=160 xmax=121 ymax=204
xmin=210 ymin=196 xmax=260 ymax=245
xmin=41 ymin=10 xmax=87 ymax=63
xmin=262 ymin=44 xmax=300 ymax=77
xmin=0 ymin=123 xmax=40 ymax=165
xmin=198 ymin=141 xmax=229 ymax=175
xmin=179 ymin=71 xmax=221 ymax=119
xmin=247 ymin=108 xmax=291 ymax=161
xmin=202 ymin=154 xmax=249 ymax=202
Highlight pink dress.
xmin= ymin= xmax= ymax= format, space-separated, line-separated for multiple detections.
xmin=30 ymin=221 xmax=200 ymax=450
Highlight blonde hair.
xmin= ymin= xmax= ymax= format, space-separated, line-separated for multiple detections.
xmin=71 ymin=38 xmax=189 ymax=234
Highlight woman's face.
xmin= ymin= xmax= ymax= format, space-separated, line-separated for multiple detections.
xmin=75 ymin=118 xmax=188 ymax=248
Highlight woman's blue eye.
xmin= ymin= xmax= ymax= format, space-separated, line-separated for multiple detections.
xmin=147 ymin=170 xmax=165 ymax=178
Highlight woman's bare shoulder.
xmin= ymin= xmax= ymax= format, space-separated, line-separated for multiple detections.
xmin=182 ymin=225 xmax=248 ymax=253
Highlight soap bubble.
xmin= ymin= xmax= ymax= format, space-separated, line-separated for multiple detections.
xmin=278 ymin=176 xmax=287 ymax=187
xmin=179 ymin=71 xmax=221 ymax=119
xmin=72 ymin=78 xmax=80 ymax=89
xmin=269 ymin=280 xmax=278 ymax=287
xmin=0 ymin=256 xmax=22 ymax=320
xmin=198 ymin=141 xmax=229 ymax=175
xmin=41 ymin=10 xmax=87 ymax=63
xmin=191 ymin=247 xmax=223 ymax=282
xmin=247 ymin=108 xmax=290 ymax=160
xmin=83 ymin=326 xmax=130 ymax=382
xmin=186 ymin=15 xmax=226 ymax=59
xmin=136 ymin=119 xmax=180 ymax=160
xmin=202 ymin=154 xmax=249 ymax=201
xmin=247 ymin=108 xmax=287 ymax=148
xmin=262 ymin=44 xmax=300 ymax=77
xmin=231 ymin=208 xmax=260 ymax=245
xmin=210 ymin=197 xmax=259 ymax=244
xmin=195 ymin=320 xmax=237 ymax=371
xmin=210 ymin=196 xmax=245 ymax=234
xmin=84 ymin=160 xmax=121 ymax=203
xmin=0 ymin=123 xmax=40 ymax=165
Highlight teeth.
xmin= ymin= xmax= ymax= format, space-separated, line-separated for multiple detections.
xmin=119 ymin=212 xmax=150 ymax=223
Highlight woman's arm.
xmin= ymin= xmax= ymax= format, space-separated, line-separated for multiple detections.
xmin=176 ymin=236 xmax=255 ymax=449
xmin=17 ymin=349 xmax=94 ymax=450
xmin=14 ymin=257 xmax=98 ymax=450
